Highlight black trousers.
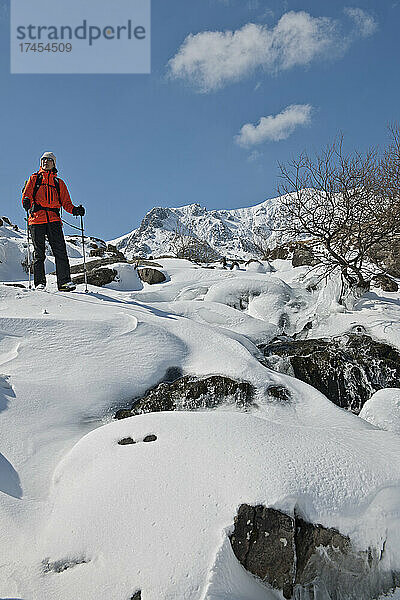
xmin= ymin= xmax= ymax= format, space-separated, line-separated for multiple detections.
xmin=30 ymin=221 xmax=71 ymax=287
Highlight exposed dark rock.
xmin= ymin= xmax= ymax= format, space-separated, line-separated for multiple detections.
xmin=106 ymin=244 xmax=126 ymax=261
xmin=89 ymin=247 xmax=105 ymax=257
xmin=115 ymin=374 xmax=256 ymax=419
xmin=131 ymin=592 xmax=141 ymax=600
xmin=369 ymin=240 xmax=400 ymax=278
xmin=69 ymin=255 xmax=127 ymax=275
xmin=266 ymin=385 xmax=292 ymax=402
xmin=13 ymin=225 xmax=19 ymax=231
xmin=264 ymin=242 xmax=320 ymax=267
xmin=43 ymin=557 xmax=88 ymax=573
xmin=138 ymin=268 xmax=166 ymax=285
xmin=0 ymin=217 xmax=3 ymax=226
xmin=67 ymin=234 xmax=106 ymax=248
xmin=265 ymin=244 xmax=291 ymax=260
xmin=143 ymin=434 xmax=157 ymax=442
xmin=118 ymin=437 xmax=136 ymax=445
xmin=73 ymin=267 xmax=117 ymax=287
xmin=292 ymin=246 xmax=320 ymax=268
xmin=230 ymin=505 xmax=400 ymax=600
xmin=2 ymin=216 xmax=12 ymax=226
xmin=373 ymin=273 xmax=399 ymax=292
xmin=259 ymin=334 xmax=400 ymax=413
xmin=230 ymin=505 xmax=295 ymax=599
xmin=3 ymin=283 xmax=26 ymax=289
xmin=128 ymin=257 xmax=163 ymax=268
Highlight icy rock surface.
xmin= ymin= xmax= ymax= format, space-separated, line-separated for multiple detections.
xmin=230 ymin=504 xmax=400 ymax=600
xmin=260 ymin=334 xmax=400 ymax=413
xmin=115 ymin=373 xmax=256 ymax=419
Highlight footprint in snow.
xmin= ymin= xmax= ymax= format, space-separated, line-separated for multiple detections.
xmin=118 ymin=434 xmax=157 ymax=445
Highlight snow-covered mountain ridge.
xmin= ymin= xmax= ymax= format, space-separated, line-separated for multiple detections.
xmin=112 ymin=196 xmax=287 ymax=260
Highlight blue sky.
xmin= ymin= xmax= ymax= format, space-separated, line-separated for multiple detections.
xmin=1 ymin=0 xmax=399 ymax=240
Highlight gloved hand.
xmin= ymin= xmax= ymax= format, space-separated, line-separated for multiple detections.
xmin=72 ymin=205 xmax=85 ymax=217
xmin=23 ymin=198 xmax=31 ymax=211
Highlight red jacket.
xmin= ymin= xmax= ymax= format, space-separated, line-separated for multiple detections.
xmin=22 ymin=168 xmax=75 ymax=225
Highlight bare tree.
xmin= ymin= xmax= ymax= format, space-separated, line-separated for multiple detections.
xmin=275 ymin=132 xmax=400 ymax=302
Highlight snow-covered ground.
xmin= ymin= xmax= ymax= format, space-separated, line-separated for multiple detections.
xmin=1 ymin=222 xmax=400 ymax=599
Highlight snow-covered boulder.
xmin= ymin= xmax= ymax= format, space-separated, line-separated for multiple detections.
xmin=260 ymin=334 xmax=400 ymax=414
xmin=230 ymin=504 xmax=397 ymax=600
xmin=360 ymin=388 xmax=400 ymax=434
xmin=245 ymin=260 xmax=272 ymax=273
xmin=204 ymin=277 xmax=292 ymax=315
xmin=114 ymin=373 xmax=256 ymax=419
xmin=138 ymin=267 xmax=166 ymax=285
xmin=73 ymin=266 xmax=117 ymax=287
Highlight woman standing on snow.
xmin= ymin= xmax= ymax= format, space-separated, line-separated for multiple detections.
xmin=22 ymin=152 xmax=85 ymax=291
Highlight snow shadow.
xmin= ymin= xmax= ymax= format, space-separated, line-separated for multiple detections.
xmin=359 ymin=292 xmax=400 ymax=308
xmin=62 ymin=292 xmax=177 ymax=320
xmin=0 ymin=453 xmax=22 ymax=499
xmin=0 ymin=376 xmax=15 ymax=413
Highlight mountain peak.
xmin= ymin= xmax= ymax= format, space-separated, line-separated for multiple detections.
xmin=112 ymin=197 xmax=284 ymax=260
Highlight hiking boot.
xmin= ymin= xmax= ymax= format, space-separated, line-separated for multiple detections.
xmin=35 ymin=283 xmax=46 ymax=290
xmin=58 ymin=281 xmax=76 ymax=292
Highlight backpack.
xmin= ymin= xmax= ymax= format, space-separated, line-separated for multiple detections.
xmin=22 ymin=172 xmax=60 ymax=201
xmin=22 ymin=172 xmax=62 ymax=215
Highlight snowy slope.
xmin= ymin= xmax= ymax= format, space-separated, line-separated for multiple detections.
xmin=0 ymin=218 xmax=96 ymax=282
xmin=1 ymin=224 xmax=400 ymax=599
xmin=111 ymin=196 xmax=289 ymax=260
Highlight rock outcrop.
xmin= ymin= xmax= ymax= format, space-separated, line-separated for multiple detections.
xmin=89 ymin=247 xmax=105 ymax=257
xmin=229 ymin=504 xmax=399 ymax=600
xmin=115 ymin=374 xmax=256 ymax=419
xmin=291 ymin=245 xmax=320 ymax=267
xmin=260 ymin=333 xmax=400 ymax=413
xmin=373 ymin=273 xmax=399 ymax=292
xmin=73 ymin=267 xmax=117 ymax=287
xmin=69 ymin=255 xmax=127 ymax=275
xmin=137 ymin=268 xmax=166 ymax=285
xmin=369 ymin=240 xmax=400 ymax=279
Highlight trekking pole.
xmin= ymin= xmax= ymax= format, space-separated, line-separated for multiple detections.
xmin=25 ymin=211 xmax=32 ymax=289
xmin=80 ymin=215 xmax=88 ymax=293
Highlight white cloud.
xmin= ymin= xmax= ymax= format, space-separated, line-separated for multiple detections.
xmin=168 ymin=10 xmax=377 ymax=92
xmin=168 ymin=23 xmax=272 ymax=92
xmin=236 ymin=104 xmax=313 ymax=147
xmin=344 ymin=7 xmax=378 ymax=37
